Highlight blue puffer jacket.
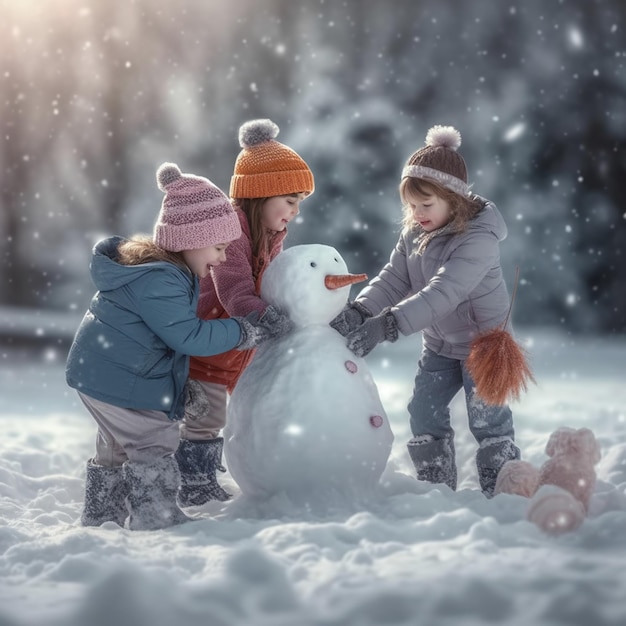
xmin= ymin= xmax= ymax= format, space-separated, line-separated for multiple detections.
xmin=66 ymin=237 xmax=242 ymax=420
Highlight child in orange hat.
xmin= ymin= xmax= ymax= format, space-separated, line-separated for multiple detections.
xmin=177 ymin=119 xmax=315 ymax=506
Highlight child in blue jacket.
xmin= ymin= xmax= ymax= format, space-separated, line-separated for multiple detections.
xmin=66 ymin=163 xmax=290 ymax=530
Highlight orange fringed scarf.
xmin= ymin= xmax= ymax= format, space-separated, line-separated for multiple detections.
xmin=466 ymin=268 xmax=535 ymax=406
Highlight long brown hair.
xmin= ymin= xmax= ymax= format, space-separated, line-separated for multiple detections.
xmin=232 ymin=197 xmax=274 ymax=262
xmin=399 ymin=177 xmax=483 ymax=235
xmin=117 ymin=235 xmax=187 ymax=268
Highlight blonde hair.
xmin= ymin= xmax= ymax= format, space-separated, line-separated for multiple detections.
xmin=117 ymin=235 xmax=187 ymax=268
xmin=399 ymin=177 xmax=482 ymax=235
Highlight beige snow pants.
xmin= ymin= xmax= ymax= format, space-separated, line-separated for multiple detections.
xmin=78 ymin=392 xmax=179 ymax=466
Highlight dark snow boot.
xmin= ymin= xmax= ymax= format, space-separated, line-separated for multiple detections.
xmin=175 ymin=438 xmax=232 ymax=506
xmin=476 ymin=437 xmax=521 ymax=497
xmin=407 ymin=435 xmax=457 ymax=491
xmin=123 ymin=455 xmax=194 ymax=530
xmin=81 ymin=460 xmax=129 ymax=527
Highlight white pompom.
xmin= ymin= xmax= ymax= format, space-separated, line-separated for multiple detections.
xmin=238 ymin=119 xmax=280 ymax=148
xmin=425 ymin=125 xmax=462 ymax=151
xmin=156 ymin=163 xmax=182 ymax=191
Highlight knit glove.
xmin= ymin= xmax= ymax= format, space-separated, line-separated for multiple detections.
xmin=234 ymin=305 xmax=293 ymax=350
xmin=345 ymin=307 xmax=399 ymax=357
xmin=329 ymin=301 xmax=372 ymax=336
xmin=183 ymin=378 xmax=210 ymax=419
xmin=260 ymin=305 xmax=294 ymax=338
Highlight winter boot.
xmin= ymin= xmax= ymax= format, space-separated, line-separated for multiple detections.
xmin=175 ymin=438 xmax=232 ymax=506
xmin=123 ymin=455 xmax=194 ymax=530
xmin=476 ymin=437 xmax=521 ymax=497
xmin=407 ymin=435 xmax=457 ymax=491
xmin=81 ymin=460 xmax=129 ymax=527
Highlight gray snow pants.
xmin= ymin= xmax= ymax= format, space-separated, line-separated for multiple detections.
xmin=407 ymin=347 xmax=515 ymax=443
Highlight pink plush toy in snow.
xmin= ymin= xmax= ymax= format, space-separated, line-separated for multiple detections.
xmin=494 ymin=427 xmax=601 ymax=535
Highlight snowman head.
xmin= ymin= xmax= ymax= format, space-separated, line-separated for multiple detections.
xmin=261 ymin=244 xmax=367 ymax=327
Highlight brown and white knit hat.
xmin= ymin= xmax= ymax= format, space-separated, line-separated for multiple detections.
xmin=402 ymin=125 xmax=471 ymax=196
xmin=229 ymin=118 xmax=315 ymax=199
xmin=154 ymin=163 xmax=241 ymax=252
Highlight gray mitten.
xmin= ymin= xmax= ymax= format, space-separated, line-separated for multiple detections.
xmin=260 ymin=305 xmax=294 ymax=338
xmin=234 ymin=312 xmax=269 ymax=350
xmin=345 ymin=307 xmax=399 ymax=357
xmin=330 ymin=301 xmax=372 ymax=336
xmin=183 ymin=379 xmax=210 ymax=420
xmin=234 ymin=306 xmax=293 ymax=350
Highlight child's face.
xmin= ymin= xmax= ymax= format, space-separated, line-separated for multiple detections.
xmin=261 ymin=193 xmax=306 ymax=232
xmin=406 ymin=190 xmax=452 ymax=232
xmin=182 ymin=243 xmax=231 ymax=278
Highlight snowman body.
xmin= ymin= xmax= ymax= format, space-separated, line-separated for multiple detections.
xmin=224 ymin=244 xmax=393 ymax=500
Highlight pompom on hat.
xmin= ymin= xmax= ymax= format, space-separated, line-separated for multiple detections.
xmin=229 ymin=118 xmax=315 ymax=199
xmin=402 ymin=125 xmax=470 ymax=196
xmin=154 ymin=163 xmax=241 ymax=252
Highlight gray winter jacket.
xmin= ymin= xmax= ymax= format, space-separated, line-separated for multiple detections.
xmin=356 ymin=200 xmax=511 ymax=360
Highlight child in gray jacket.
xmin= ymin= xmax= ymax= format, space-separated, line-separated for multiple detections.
xmin=331 ymin=125 xmax=521 ymax=496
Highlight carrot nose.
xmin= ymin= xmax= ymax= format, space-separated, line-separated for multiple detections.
xmin=324 ymin=273 xmax=368 ymax=290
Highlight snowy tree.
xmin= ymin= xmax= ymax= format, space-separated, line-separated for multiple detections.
xmin=1 ymin=0 xmax=624 ymax=333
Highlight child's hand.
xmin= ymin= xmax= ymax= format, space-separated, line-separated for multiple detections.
xmin=183 ymin=379 xmax=210 ymax=419
xmin=234 ymin=312 xmax=270 ymax=350
xmin=260 ymin=305 xmax=294 ymax=338
xmin=234 ymin=306 xmax=293 ymax=350
xmin=330 ymin=301 xmax=371 ymax=336
xmin=345 ymin=307 xmax=399 ymax=357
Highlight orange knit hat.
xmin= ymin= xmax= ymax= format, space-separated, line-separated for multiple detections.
xmin=229 ymin=119 xmax=315 ymax=199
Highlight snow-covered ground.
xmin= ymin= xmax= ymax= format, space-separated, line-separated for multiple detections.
xmin=1 ymin=328 xmax=625 ymax=626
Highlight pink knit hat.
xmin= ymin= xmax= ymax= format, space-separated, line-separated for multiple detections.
xmin=154 ymin=163 xmax=242 ymax=251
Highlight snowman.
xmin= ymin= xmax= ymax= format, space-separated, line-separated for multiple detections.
xmin=224 ymin=244 xmax=394 ymax=503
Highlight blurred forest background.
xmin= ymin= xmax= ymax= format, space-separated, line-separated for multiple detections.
xmin=1 ymin=0 xmax=625 ymax=337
